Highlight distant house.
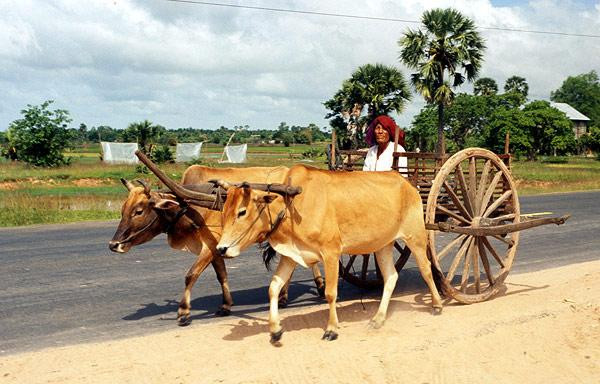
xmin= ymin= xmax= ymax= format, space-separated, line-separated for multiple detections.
xmin=550 ymin=102 xmax=590 ymax=139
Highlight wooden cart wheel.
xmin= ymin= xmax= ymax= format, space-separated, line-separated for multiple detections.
xmin=338 ymin=241 xmax=411 ymax=288
xmin=425 ymin=148 xmax=520 ymax=303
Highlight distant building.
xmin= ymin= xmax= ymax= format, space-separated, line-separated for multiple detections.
xmin=550 ymin=102 xmax=590 ymax=139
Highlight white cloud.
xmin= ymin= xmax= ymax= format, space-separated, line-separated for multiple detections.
xmin=0 ymin=0 xmax=598 ymax=131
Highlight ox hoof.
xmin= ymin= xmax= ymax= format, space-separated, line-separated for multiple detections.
xmin=367 ymin=319 xmax=384 ymax=330
xmin=278 ymin=298 xmax=288 ymax=308
xmin=177 ymin=314 xmax=192 ymax=327
xmin=215 ymin=308 xmax=231 ymax=317
xmin=321 ymin=330 xmax=338 ymax=341
xmin=270 ymin=330 xmax=284 ymax=346
xmin=431 ymin=306 xmax=443 ymax=316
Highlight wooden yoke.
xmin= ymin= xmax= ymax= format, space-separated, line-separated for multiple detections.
xmin=135 ymin=150 xmax=302 ymax=209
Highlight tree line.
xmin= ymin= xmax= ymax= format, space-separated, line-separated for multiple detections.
xmin=323 ymin=8 xmax=600 ymax=160
xmin=0 ymin=103 xmax=329 ymax=167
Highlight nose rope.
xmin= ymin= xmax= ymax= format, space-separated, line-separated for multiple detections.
xmin=116 ymin=215 xmax=159 ymax=244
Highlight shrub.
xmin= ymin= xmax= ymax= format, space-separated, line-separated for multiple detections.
xmin=6 ymin=100 xmax=73 ymax=167
xmin=151 ymin=144 xmax=174 ymax=164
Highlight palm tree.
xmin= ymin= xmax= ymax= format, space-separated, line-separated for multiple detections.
xmin=399 ymin=8 xmax=485 ymax=154
xmin=474 ymin=77 xmax=498 ymax=96
xmin=124 ymin=120 xmax=160 ymax=153
xmin=324 ymin=63 xmax=411 ymax=148
xmin=504 ymin=75 xmax=529 ymax=105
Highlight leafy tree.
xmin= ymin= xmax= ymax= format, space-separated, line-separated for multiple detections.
xmin=483 ymin=107 xmax=532 ymax=157
xmin=444 ymin=93 xmax=490 ymax=149
xmin=504 ymin=76 xmax=529 ymax=105
xmin=551 ymin=70 xmax=600 ymax=127
xmin=407 ymin=106 xmax=438 ymax=152
xmin=324 ymin=63 xmax=411 ymax=148
xmin=6 ymin=100 xmax=73 ymax=167
xmin=473 ymin=77 xmax=498 ymax=96
xmin=580 ymin=125 xmax=600 ymax=155
xmin=399 ymin=8 xmax=485 ymax=154
xmin=87 ymin=125 xmax=119 ymax=142
xmin=522 ymin=100 xmax=575 ymax=158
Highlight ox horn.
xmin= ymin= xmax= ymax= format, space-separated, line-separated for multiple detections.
xmin=136 ymin=179 xmax=151 ymax=195
xmin=121 ymin=178 xmax=135 ymax=191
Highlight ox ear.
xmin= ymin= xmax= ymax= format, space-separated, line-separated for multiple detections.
xmin=121 ymin=178 xmax=135 ymax=191
xmin=262 ymin=194 xmax=278 ymax=204
xmin=151 ymin=197 xmax=180 ymax=211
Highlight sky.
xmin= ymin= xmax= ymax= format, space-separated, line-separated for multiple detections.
xmin=1 ymin=0 xmax=599 ymax=132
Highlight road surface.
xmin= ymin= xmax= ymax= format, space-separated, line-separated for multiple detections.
xmin=0 ymin=191 xmax=598 ymax=355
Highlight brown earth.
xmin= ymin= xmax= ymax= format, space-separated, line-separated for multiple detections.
xmin=1 ymin=261 xmax=598 ymax=384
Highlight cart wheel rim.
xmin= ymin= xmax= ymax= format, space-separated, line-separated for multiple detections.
xmin=425 ymin=148 xmax=520 ymax=303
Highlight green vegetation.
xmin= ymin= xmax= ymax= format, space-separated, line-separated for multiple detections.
xmin=4 ymin=101 xmax=73 ymax=166
xmin=324 ymin=63 xmax=411 ymax=149
xmin=1 ymin=148 xmax=599 ymax=227
xmin=1 ymin=8 xmax=599 ymax=227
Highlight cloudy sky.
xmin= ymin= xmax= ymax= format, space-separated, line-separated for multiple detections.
xmin=1 ymin=0 xmax=599 ymax=132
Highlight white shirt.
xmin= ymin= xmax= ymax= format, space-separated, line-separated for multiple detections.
xmin=362 ymin=142 xmax=407 ymax=174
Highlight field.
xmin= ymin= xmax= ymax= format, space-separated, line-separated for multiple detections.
xmin=1 ymin=145 xmax=599 ymax=227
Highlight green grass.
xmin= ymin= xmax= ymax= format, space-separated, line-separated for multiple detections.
xmin=1 ymin=150 xmax=598 ymax=227
xmin=512 ymin=157 xmax=600 ymax=195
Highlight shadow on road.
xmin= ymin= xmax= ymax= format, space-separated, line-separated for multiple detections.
xmin=121 ymin=269 xmax=432 ymax=323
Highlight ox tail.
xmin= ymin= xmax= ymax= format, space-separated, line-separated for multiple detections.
xmin=259 ymin=242 xmax=277 ymax=271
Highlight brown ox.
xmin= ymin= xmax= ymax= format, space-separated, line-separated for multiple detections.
xmin=216 ymin=164 xmax=443 ymax=343
xmin=109 ymin=165 xmax=324 ymax=326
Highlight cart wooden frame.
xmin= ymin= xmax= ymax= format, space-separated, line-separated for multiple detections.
xmin=333 ymin=143 xmax=568 ymax=304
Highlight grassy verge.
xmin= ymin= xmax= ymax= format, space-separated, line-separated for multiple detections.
xmin=1 ymin=151 xmax=598 ymax=227
xmin=512 ymin=157 xmax=600 ymax=195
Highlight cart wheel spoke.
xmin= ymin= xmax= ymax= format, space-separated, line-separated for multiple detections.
xmin=442 ymin=181 xmax=472 ymax=222
xmin=468 ymin=156 xmax=477 ymax=212
xmin=479 ymin=170 xmax=503 ymax=216
xmin=343 ymin=255 xmax=357 ymax=275
xmin=455 ymin=165 xmax=475 ymax=216
xmin=447 ymin=236 xmax=472 ymax=283
xmin=437 ymin=234 xmax=467 ymax=261
xmin=475 ymin=160 xmax=492 ymax=214
xmin=482 ymin=189 xmax=512 ymax=218
xmin=477 ymin=238 xmax=495 ymax=286
xmin=460 ymin=239 xmax=473 ymax=293
xmin=471 ymin=238 xmax=481 ymax=294
xmin=481 ymin=237 xmax=506 ymax=269
xmin=361 ymin=254 xmax=370 ymax=281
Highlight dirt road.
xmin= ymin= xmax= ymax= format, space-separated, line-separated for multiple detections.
xmin=1 ymin=260 xmax=598 ymax=383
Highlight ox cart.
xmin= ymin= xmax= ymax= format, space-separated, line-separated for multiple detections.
xmin=136 ymin=135 xmax=569 ymax=305
xmin=331 ymin=131 xmax=569 ymax=303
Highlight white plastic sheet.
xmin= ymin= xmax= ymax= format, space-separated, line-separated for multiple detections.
xmin=101 ymin=142 xmax=139 ymax=164
xmin=223 ymin=144 xmax=247 ymax=163
xmin=175 ymin=142 xmax=203 ymax=162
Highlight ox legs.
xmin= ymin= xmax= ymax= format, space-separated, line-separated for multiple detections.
xmin=369 ymin=243 xmax=399 ymax=329
xmin=405 ymin=237 xmax=443 ymax=313
xmin=268 ymin=256 xmax=296 ymax=345
xmin=322 ymin=255 xmax=340 ymax=341
xmin=212 ymin=255 xmax=234 ymax=316
xmin=178 ymin=249 xmax=213 ymax=326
